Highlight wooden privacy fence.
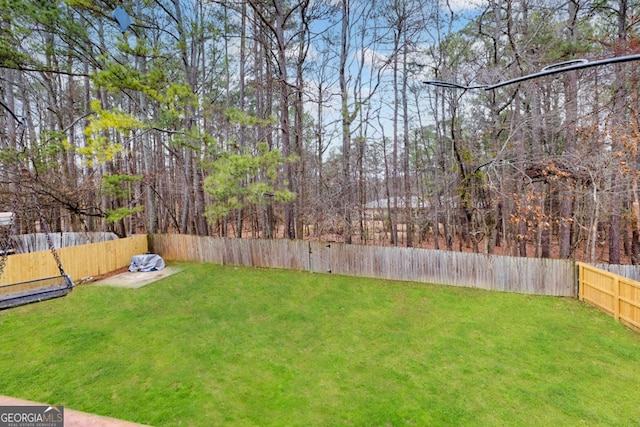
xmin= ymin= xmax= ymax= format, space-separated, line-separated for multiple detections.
xmin=6 ymin=233 xmax=640 ymax=331
xmin=578 ymin=262 xmax=640 ymax=332
xmin=149 ymin=234 xmax=576 ymax=296
xmin=0 ymin=235 xmax=148 ymax=286
xmin=0 ymin=232 xmax=575 ymax=296
xmin=595 ymin=264 xmax=640 ymax=282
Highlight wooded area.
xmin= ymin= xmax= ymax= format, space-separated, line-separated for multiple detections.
xmin=2 ymin=0 xmax=640 ymax=263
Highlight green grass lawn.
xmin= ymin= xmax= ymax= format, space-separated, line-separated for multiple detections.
xmin=0 ymin=263 xmax=639 ymax=426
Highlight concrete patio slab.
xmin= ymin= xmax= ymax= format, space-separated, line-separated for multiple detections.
xmin=91 ymin=267 xmax=182 ymax=289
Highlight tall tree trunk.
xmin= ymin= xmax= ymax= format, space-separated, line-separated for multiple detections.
xmin=294 ymin=3 xmax=309 ymax=239
xmin=274 ymin=0 xmax=295 ymax=239
xmin=609 ymin=0 xmax=628 ymax=264
xmin=180 ymin=150 xmax=192 ymax=234
xmin=559 ymin=0 xmax=579 ymax=258
xmin=315 ymin=81 xmax=324 ymax=238
xmin=402 ymin=31 xmax=413 ymax=248
xmin=340 ymin=0 xmax=352 ymax=244
xmin=391 ymin=28 xmax=400 ymax=246
xmin=237 ymin=1 xmax=247 ymax=238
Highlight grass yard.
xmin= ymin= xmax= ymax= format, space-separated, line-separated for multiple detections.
xmin=0 ymin=263 xmax=639 ymax=426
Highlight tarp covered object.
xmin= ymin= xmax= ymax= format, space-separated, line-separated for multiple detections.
xmin=129 ymin=254 xmax=165 ymax=272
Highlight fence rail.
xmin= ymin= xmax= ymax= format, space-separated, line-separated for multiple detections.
xmin=0 ymin=235 xmax=148 ymax=286
xmin=149 ymin=234 xmax=576 ymax=296
xmin=578 ymin=262 xmax=640 ymax=332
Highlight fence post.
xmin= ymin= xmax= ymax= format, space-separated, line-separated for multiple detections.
xmin=613 ymin=275 xmax=619 ymax=321
xmin=578 ymin=263 xmax=583 ymax=301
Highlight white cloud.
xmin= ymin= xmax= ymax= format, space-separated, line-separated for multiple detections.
xmin=354 ymin=48 xmax=392 ymax=73
xmin=443 ymin=0 xmax=487 ymax=12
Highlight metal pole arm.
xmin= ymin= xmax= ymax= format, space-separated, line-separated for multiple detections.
xmin=424 ymin=53 xmax=640 ymax=91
